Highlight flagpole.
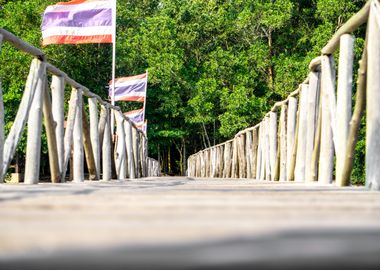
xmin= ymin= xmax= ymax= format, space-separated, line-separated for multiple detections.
xmin=111 ymin=0 xmax=117 ymax=134
xmin=142 ymin=70 xmax=148 ymax=124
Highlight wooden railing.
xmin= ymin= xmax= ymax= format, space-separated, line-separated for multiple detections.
xmin=188 ymin=0 xmax=380 ymax=191
xmin=0 ymin=28 xmax=160 ymax=184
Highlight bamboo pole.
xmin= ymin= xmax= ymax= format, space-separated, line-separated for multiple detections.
xmin=305 ymin=72 xmax=320 ymax=182
xmin=42 ymin=79 xmax=60 ymax=183
xmin=366 ymin=2 xmax=380 ymax=190
xmin=82 ymin=106 xmax=97 ymax=180
xmin=61 ymin=88 xmax=79 ymax=181
xmin=252 ymin=127 xmax=258 ymax=180
xmin=89 ymin=97 xmax=100 ymax=179
xmin=24 ymin=62 xmax=46 ymax=184
xmin=286 ymin=97 xmax=297 ymax=181
xmin=2 ymin=59 xmax=43 ymax=178
xmin=279 ymin=104 xmax=287 ymax=182
xmin=102 ymin=108 xmax=112 ymax=181
xmin=125 ymin=119 xmax=135 ymax=179
xmin=73 ymin=89 xmax=84 ymax=183
xmin=51 ymin=75 xmax=65 ymax=177
xmin=319 ymin=56 xmax=336 ymax=184
xmin=336 ymin=34 xmax=355 ymax=186
xmin=269 ymin=112 xmax=277 ymax=181
xmin=295 ymin=84 xmax=309 ymax=182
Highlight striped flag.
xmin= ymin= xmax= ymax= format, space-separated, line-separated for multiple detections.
xmin=110 ymin=73 xmax=147 ymax=102
xmin=41 ymin=0 xmax=114 ymax=45
xmin=136 ymin=120 xmax=148 ymax=134
xmin=124 ymin=108 xmax=144 ymax=126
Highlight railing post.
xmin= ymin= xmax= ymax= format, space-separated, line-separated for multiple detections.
xmin=256 ymin=123 xmax=263 ymax=180
xmin=24 ymin=61 xmax=46 ymax=184
xmin=42 ymin=78 xmax=60 ymax=183
xmin=73 ymin=88 xmax=84 ymax=182
xmin=295 ymin=84 xmax=309 ymax=182
xmin=319 ymin=56 xmax=336 ymax=184
xmin=264 ymin=117 xmax=271 ymax=181
xmin=286 ymin=97 xmax=297 ymax=181
xmin=102 ymin=106 xmax=112 ymax=181
xmin=269 ymin=112 xmax=277 ymax=181
xmin=51 ymin=75 xmax=65 ymax=179
xmin=237 ymin=134 xmax=246 ymax=179
xmin=305 ymin=72 xmax=320 ymax=182
xmin=132 ymin=127 xmax=140 ymax=178
xmin=89 ymin=97 xmax=101 ymax=179
xmin=279 ymin=105 xmax=287 ymax=182
xmin=246 ymin=131 xmax=253 ymax=179
xmin=223 ymin=142 xmax=232 ymax=178
xmin=366 ymin=3 xmax=380 ymax=190
xmin=115 ymin=111 xmax=127 ymax=180
xmin=125 ymin=119 xmax=135 ymax=179
xmin=0 ymin=80 xmax=4 ymax=183
xmin=336 ymin=34 xmax=355 ymax=186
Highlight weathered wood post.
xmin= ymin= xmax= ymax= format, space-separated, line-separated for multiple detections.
xmin=211 ymin=147 xmax=217 ymax=177
xmin=62 ymin=87 xmax=79 ymax=181
xmin=0 ymin=80 xmax=4 ymax=183
xmin=269 ymin=112 xmax=277 ymax=181
xmin=24 ymin=61 xmax=46 ymax=184
xmin=237 ymin=134 xmax=246 ymax=178
xmin=252 ymin=127 xmax=258 ymax=180
xmin=295 ymin=84 xmax=309 ymax=182
xmin=89 ymin=97 xmax=101 ymax=179
xmin=264 ymin=117 xmax=271 ymax=181
xmin=336 ymin=34 xmax=354 ymax=186
xmin=102 ymin=107 xmax=112 ymax=181
xmin=125 ymin=119 xmax=135 ymax=179
xmin=231 ymin=138 xmax=239 ymax=178
xmin=366 ymin=4 xmax=380 ymax=190
xmin=51 ymin=75 xmax=65 ymax=179
xmin=246 ymin=131 xmax=253 ymax=179
xmin=73 ymin=88 xmax=84 ymax=182
xmin=279 ymin=105 xmax=287 ymax=182
xmin=256 ymin=123 xmax=263 ymax=180
xmin=132 ymin=127 xmax=140 ymax=178
xmin=223 ymin=142 xmax=232 ymax=178
xmin=2 ymin=59 xmax=43 ymax=179
xmin=218 ymin=145 xmax=224 ymax=177
xmin=196 ymin=153 xmax=201 ymax=177
xmin=305 ymin=72 xmax=320 ymax=182
xmin=42 ymin=79 xmax=60 ymax=183
xmin=82 ymin=107 xmax=97 ymax=180
xmin=115 ymin=111 xmax=127 ymax=179
xmin=319 ymin=56 xmax=336 ymax=184
xmin=286 ymin=97 xmax=297 ymax=181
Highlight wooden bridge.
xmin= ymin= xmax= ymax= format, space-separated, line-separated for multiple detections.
xmin=1 ymin=1 xmax=380 ymax=269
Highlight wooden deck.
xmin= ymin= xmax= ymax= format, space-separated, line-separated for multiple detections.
xmin=1 ymin=177 xmax=380 ymax=269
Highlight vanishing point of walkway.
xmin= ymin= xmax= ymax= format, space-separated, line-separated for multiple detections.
xmin=1 ymin=177 xmax=380 ymax=269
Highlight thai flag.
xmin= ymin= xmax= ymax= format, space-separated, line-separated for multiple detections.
xmin=136 ymin=120 xmax=148 ymax=134
xmin=124 ymin=108 xmax=144 ymax=126
xmin=41 ymin=0 xmax=114 ymax=45
xmin=110 ymin=73 xmax=147 ymax=102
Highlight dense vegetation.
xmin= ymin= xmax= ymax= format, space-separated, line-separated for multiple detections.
xmin=0 ymin=0 xmax=367 ymax=180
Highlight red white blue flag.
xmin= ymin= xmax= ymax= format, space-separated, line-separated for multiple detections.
xmin=41 ymin=0 xmax=114 ymax=45
xmin=136 ymin=120 xmax=148 ymax=134
xmin=124 ymin=108 xmax=144 ymax=126
xmin=109 ymin=73 xmax=147 ymax=102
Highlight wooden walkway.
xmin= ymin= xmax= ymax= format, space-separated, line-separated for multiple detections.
xmin=1 ymin=177 xmax=380 ymax=269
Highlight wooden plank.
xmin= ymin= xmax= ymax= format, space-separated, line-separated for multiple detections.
xmin=102 ymin=107 xmax=112 ymax=181
xmin=366 ymin=3 xmax=380 ymax=190
xmin=51 ymin=75 xmax=65 ymax=177
xmin=319 ymin=56 xmax=336 ymax=184
xmin=336 ymin=34 xmax=354 ymax=187
xmin=24 ymin=62 xmax=46 ymax=184
xmin=279 ymin=105 xmax=287 ymax=182
xmin=82 ymin=106 xmax=97 ymax=181
xmin=42 ymin=79 xmax=60 ymax=183
xmin=2 ymin=59 xmax=43 ymax=179
xmin=305 ymin=72 xmax=320 ymax=182
xmin=89 ymin=97 xmax=100 ymax=179
xmin=295 ymin=84 xmax=309 ymax=182
xmin=286 ymin=97 xmax=298 ymax=181
xmin=73 ymin=89 xmax=84 ymax=183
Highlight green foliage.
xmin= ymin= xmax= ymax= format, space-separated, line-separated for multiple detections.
xmin=0 ymin=0 xmax=368 ymax=177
